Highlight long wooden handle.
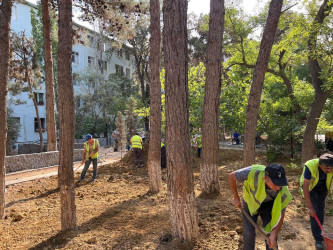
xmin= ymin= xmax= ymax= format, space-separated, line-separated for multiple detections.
xmin=74 ymin=164 xmax=83 ymax=172
xmin=240 ymin=207 xmax=277 ymax=250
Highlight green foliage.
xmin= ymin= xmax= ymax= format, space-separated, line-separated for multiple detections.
xmin=7 ymin=106 xmax=21 ymax=154
xmin=116 ymin=111 xmax=127 ymax=150
xmin=125 ymin=97 xmax=138 ymax=139
xmin=188 ymin=63 xmax=206 ymax=130
xmin=266 ymin=148 xmax=280 ymax=163
xmin=75 ymin=68 xmax=138 ymax=138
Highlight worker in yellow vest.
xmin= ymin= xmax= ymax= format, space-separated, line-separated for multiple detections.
xmin=300 ymin=153 xmax=333 ymax=250
xmin=228 ymin=163 xmax=292 ymax=250
xmin=80 ymin=134 xmax=100 ymax=182
xmin=130 ymin=132 xmax=143 ymax=168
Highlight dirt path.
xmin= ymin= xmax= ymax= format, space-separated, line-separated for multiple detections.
xmin=6 ymin=147 xmax=122 ymax=185
xmin=1 ymin=148 xmax=333 ymax=250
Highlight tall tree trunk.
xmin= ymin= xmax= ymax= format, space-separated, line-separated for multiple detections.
xmin=301 ymin=0 xmax=333 ymax=165
xmin=302 ymin=90 xmax=332 ymax=164
xmin=163 ymin=0 xmax=198 ymax=242
xmin=243 ymin=0 xmax=283 ymax=166
xmin=42 ymin=0 xmax=57 ymax=151
xmin=58 ymin=0 xmax=77 ymax=231
xmin=0 ymin=0 xmax=13 ymax=219
xmin=28 ymin=78 xmax=44 ymax=152
xmin=200 ymin=0 xmax=225 ymax=197
xmin=147 ymin=0 xmax=162 ymax=193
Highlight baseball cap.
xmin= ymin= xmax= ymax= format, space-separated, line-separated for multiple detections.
xmin=84 ymin=134 xmax=92 ymax=142
xmin=265 ymin=163 xmax=288 ymax=186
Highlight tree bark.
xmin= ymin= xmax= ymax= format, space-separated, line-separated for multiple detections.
xmin=163 ymin=0 xmax=199 ymax=242
xmin=301 ymin=0 xmax=333 ymax=165
xmin=147 ymin=0 xmax=162 ymax=193
xmin=0 ymin=0 xmax=13 ymax=219
xmin=301 ymin=89 xmax=332 ymax=164
xmin=42 ymin=0 xmax=57 ymax=151
xmin=57 ymin=0 xmax=77 ymax=231
xmin=200 ymin=0 xmax=225 ymax=197
xmin=243 ymin=0 xmax=283 ymax=166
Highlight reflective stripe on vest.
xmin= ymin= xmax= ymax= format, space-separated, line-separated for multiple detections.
xmin=300 ymin=159 xmax=333 ymax=192
xmin=85 ymin=139 xmax=99 ymax=160
xmin=131 ymin=135 xmax=142 ymax=149
xmin=243 ymin=164 xmax=292 ymax=233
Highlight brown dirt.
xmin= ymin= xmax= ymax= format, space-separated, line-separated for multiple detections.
xmin=1 ymin=148 xmax=333 ymax=250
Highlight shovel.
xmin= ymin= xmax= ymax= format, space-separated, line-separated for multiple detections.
xmin=314 ymin=214 xmax=333 ymax=250
xmin=74 ymin=163 xmax=83 ymax=172
xmin=240 ymin=207 xmax=277 ymax=250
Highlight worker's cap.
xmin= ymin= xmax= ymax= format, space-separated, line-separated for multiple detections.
xmin=84 ymin=134 xmax=92 ymax=141
xmin=265 ymin=163 xmax=288 ymax=186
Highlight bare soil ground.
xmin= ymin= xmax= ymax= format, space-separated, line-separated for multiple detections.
xmin=1 ymin=147 xmax=333 ymax=250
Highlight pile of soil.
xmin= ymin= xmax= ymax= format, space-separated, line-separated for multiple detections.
xmin=1 ymin=148 xmax=333 ymax=249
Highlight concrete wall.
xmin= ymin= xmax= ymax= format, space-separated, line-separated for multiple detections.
xmin=5 ymin=149 xmax=83 ymax=173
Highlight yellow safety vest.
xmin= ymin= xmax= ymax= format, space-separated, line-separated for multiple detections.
xmin=300 ymin=159 xmax=333 ymax=192
xmin=131 ymin=135 xmax=142 ymax=149
xmin=196 ymin=135 xmax=202 ymax=148
xmin=243 ymin=164 xmax=292 ymax=233
xmin=85 ymin=139 xmax=99 ymax=160
xmin=161 ymin=142 xmax=164 ymax=148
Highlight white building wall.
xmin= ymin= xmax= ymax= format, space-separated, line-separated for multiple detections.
xmin=10 ymin=1 xmax=135 ymax=144
xmin=10 ymin=1 xmax=47 ymax=143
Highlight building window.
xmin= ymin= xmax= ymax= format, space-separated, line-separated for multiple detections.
xmin=34 ymin=118 xmax=46 ymax=132
xmin=126 ymin=68 xmax=130 ymax=78
xmin=72 ymin=51 xmax=79 ymax=63
xmin=34 ymin=92 xmax=44 ymax=105
xmin=88 ymin=56 xmax=94 ymax=66
xmin=88 ymin=80 xmax=95 ymax=88
xmin=115 ymin=64 xmax=124 ymax=75
xmin=125 ymin=51 xmax=130 ymax=60
xmin=73 ymin=73 xmax=79 ymax=85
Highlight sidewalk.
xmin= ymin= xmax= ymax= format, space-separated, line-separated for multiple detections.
xmin=6 ymin=148 xmax=123 ymax=186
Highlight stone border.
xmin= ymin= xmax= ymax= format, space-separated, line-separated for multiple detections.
xmin=5 ymin=149 xmax=83 ymax=173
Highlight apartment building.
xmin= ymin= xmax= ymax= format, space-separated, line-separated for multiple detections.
xmin=9 ymin=0 xmax=134 ymax=147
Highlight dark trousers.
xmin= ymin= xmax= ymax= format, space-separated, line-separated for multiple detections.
xmin=80 ymin=158 xmax=98 ymax=181
xmin=242 ymin=200 xmax=277 ymax=250
xmin=132 ymin=148 xmax=143 ymax=166
xmin=197 ymin=147 xmax=202 ymax=158
xmin=161 ymin=146 xmax=166 ymax=169
xmin=310 ymin=189 xmax=327 ymax=243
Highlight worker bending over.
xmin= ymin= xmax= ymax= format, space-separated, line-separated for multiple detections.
xmin=300 ymin=153 xmax=333 ymax=250
xmin=228 ymin=163 xmax=292 ymax=250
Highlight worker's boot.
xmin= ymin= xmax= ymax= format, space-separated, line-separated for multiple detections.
xmin=315 ymin=241 xmax=324 ymax=250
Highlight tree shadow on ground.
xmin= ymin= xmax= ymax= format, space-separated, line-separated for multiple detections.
xmin=28 ymin=190 xmax=159 ymax=250
xmin=5 ymin=187 xmax=59 ymax=208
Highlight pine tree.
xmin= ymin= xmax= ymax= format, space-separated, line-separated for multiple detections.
xmin=0 ymin=0 xmax=13 ymax=219
xmin=116 ymin=111 xmax=127 ymax=162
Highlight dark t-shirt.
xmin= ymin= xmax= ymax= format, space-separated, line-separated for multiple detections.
xmin=304 ymin=166 xmax=327 ymax=193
